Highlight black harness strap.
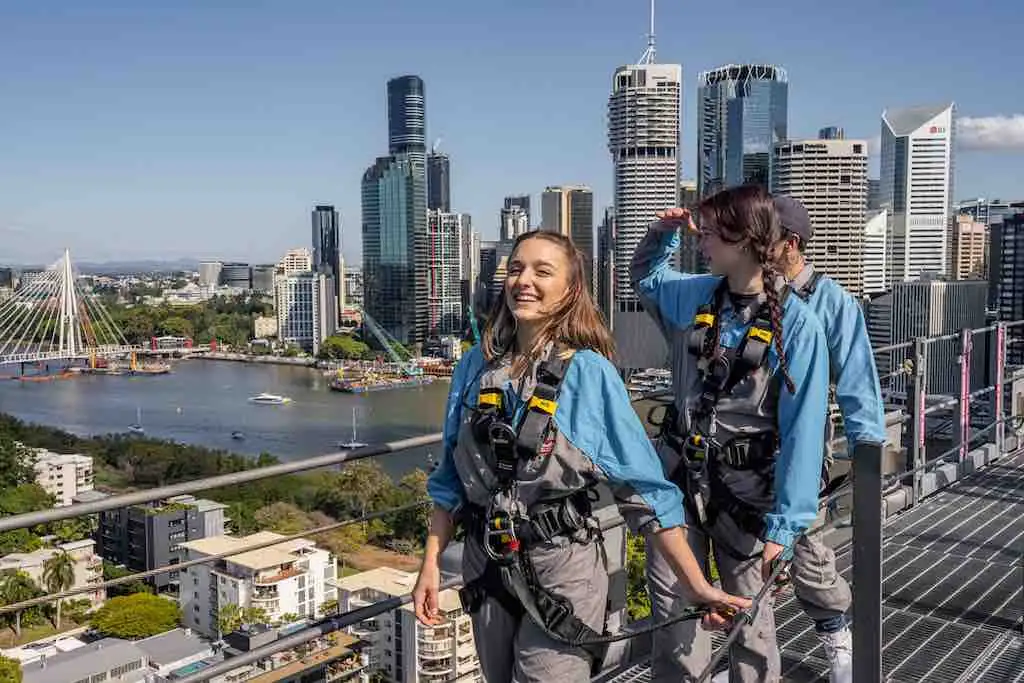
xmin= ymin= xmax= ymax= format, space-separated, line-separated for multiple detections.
xmin=516 ymin=351 xmax=568 ymax=463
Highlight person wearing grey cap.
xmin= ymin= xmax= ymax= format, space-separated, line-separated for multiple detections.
xmin=773 ymin=194 xmax=887 ymax=683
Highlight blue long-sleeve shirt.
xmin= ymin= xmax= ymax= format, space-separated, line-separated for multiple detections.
xmin=630 ymin=224 xmax=830 ymax=547
xmin=799 ymin=271 xmax=887 ymax=445
xmin=426 ymin=346 xmax=688 ymax=531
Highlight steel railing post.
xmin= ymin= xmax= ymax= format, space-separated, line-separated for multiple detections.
xmin=956 ymin=328 xmax=972 ymax=463
xmin=852 ymin=441 xmax=884 ymax=683
xmin=907 ymin=337 xmax=927 ymax=502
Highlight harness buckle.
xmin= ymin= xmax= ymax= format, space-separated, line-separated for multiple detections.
xmin=483 ymin=511 xmax=520 ymax=563
xmin=684 ymin=434 xmax=708 ymax=465
xmin=488 ymin=421 xmax=518 ymax=480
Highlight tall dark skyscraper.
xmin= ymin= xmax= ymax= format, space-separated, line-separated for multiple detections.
xmin=697 ymin=64 xmax=788 ymax=197
xmin=312 ymin=204 xmax=342 ymax=320
xmin=427 ymin=152 xmax=450 ymax=211
xmin=364 ymin=75 xmax=429 ymax=345
xmin=311 ymin=205 xmax=340 ymax=276
xmin=388 ymin=75 xmax=426 ymax=163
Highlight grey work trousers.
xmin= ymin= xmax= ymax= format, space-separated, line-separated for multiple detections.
xmin=791 ymin=511 xmax=851 ymax=628
xmin=467 ymin=537 xmax=608 ymax=683
xmin=647 ymin=519 xmax=780 ymax=683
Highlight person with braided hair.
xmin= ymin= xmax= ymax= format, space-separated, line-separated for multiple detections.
xmin=630 ymin=184 xmax=830 ymax=682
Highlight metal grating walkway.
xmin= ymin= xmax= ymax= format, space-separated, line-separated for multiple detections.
xmin=597 ymin=451 xmax=1024 ymax=682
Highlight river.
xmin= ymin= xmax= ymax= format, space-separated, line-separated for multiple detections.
xmin=0 ymin=359 xmax=452 ymax=480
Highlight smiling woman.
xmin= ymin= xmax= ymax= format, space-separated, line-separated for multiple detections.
xmin=413 ymin=230 xmax=748 ymax=683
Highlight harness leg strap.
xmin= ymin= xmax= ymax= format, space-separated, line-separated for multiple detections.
xmin=501 ymin=564 xmax=609 ymax=668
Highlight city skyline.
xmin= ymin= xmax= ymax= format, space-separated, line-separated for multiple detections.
xmin=2 ymin=0 xmax=1023 ymax=264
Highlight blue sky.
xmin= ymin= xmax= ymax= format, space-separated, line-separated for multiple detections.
xmin=1 ymin=0 xmax=1022 ymax=265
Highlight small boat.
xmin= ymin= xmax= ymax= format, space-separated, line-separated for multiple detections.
xmin=248 ymin=393 xmax=292 ymax=405
xmin=127 ymin=407 xmax=144 ymax=435
xmin=231 ymin=431 xmax=245 ymax=440
xmin=337 ymin=407 xmax=367 ymax=449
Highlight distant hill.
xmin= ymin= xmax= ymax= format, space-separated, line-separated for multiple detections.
xmin=1 ymin=259 xmax=201 ymax=275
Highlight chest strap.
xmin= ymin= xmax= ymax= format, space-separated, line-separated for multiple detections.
xmin=686 ymin=281 xmax=782 ymax=428
xmin=472 ymin=350 xmax=569 ymax=488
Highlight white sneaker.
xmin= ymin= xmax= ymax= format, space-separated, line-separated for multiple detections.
xmin=817 ymin=626 xmax=853 ymax=683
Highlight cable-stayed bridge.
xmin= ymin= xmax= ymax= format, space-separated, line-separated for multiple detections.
xmin=0 ymin=249 xmax=139 ymax=366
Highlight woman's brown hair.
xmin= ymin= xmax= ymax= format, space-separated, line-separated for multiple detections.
xmin=481 ymin=231 xmax=614 ymax=375
xmin=698 ymin=185 xmax=796 ymax=393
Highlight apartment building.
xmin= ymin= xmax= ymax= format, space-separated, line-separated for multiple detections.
xmin=95 ymin=494 xmax=227 ymax=594
xmin=31 ymin=450 xmax=94 ymax=507
xmin=333 ymin=567 xmax=481 ymax=683
xmin=0 ymin=539 xmax=105 ymax=608
xmin=178 ymin=532 xmax=336 ymax=638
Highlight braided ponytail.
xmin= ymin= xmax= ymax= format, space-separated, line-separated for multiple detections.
xmin=761 ymin=268 xmax=795 ymax=394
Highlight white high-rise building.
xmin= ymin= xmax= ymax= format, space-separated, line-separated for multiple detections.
xmin=863 ymin=209 xmax=889 ymax=295
xmin=607 ymin=11 xmax=681 ymax=369
xmin=427 ymin=210 xmax=471 ymax=336
xmin=880 ymin=103 xmax=956 ymax=282
xmin=773 ymin=138 xmax=869 ymax=296
xmin=500 ymin=206 xmax=529 ymax=243
xmin=275 ymin=271 xmax=336 ymax=355
xmin=32 ymin=450 xmax=94 ymax=507
xmin=276 ymin=248 xmax=314 ymax=276
xmin=333 ymin=567 xmax=481 ymax=683
xmin=178 ymin=532 xmax=336 ymax=639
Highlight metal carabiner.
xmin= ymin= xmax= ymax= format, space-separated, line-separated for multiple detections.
xmin=483 ymin=511 xmax=519 ymax=563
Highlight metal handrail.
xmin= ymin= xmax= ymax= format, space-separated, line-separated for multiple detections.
xmin=0 ymin=501 xmax=430 ymax=615
xmin=0 ymin=433 xmax=443 ymax=532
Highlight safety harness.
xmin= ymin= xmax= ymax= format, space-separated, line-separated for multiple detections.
xmin=663 ymin=280 xmax=783 ymax=542
xmin=458 ymin=348 xmax=609 ymax=667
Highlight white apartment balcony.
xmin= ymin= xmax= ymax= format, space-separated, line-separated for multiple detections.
xmin=418 ymin=640 xmax=451 ymax=659
xmin=419 ymin=658 xmax=454 ymax=678
xmin=254 ymin=565 xmax=304 ymax=585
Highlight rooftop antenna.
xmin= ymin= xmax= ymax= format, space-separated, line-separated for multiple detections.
xmin=638 ymin=0 xmax=656 ymax=64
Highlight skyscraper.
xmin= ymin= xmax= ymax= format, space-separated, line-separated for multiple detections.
xmin=363 ymin=76 xmax=430 ymax=345
xmin=867 ymin=275 xmax=986 ymax=394
xmin=500 ymin=206 xmax=529 ymax=243
xmin=697 ymin=64 xmax=789 ymax=197
xmin=596 ymin=207 xmax=615 ymax=320
xmin=427 ymin=152 xmax=451 ymax=211
xmin=539 ymin=186 xmax=595 ymax=294
xmin=362 ymin=154 xmax=428 ymax=344
xmin=312 ymin=205 xmax=340 ymax=276
xmin=426 ymin=210 xmax=470 ymax=336
xmin=950 ymin=215 xmax=988 ymax=280
xmin=608 ymin=15 xmax=681 ymax=369
xmin=773 ymin=138 xmax=869 ymax=296
xmin=863 ymin=209 xmax=889 ymax=295
xmin=819 ymin=126 xmax=845 ymax=140
xmin=989 ymin=208 xmax=1024 ymax=358
xmin=311 ymin=205 xmax=341 ymax=318
xmin=388 ymin=76 xmax=426 ymax=164
xmin=504 ymin=195 xmax=531 ymax=225
xmin=880 ymin=103 xmax=956 ymax=282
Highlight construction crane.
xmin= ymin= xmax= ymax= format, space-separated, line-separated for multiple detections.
xmin=358 ymin=307 xmax=422 ymax=376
